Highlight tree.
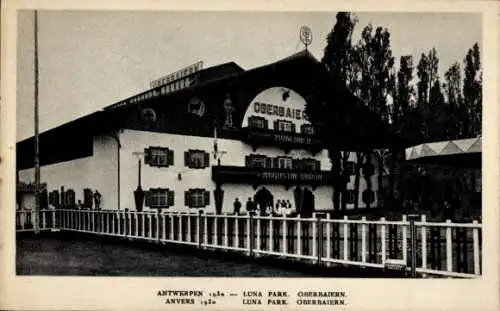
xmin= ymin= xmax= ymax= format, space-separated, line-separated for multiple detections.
xmin=463 ymin=43 xmax=482 ymax=136
xmin=314 ymin=12 xmax=358 ymax=211
xmin=444 ymin=62 xmax=464 ymax=138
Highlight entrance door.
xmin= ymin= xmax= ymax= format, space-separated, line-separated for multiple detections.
xmin=301 ymin=188 xmax=315 ymax=218
xmin=254 ymin=187 xmax=274 ymax=213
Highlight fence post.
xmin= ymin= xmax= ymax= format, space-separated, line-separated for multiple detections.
xmin=316 ymin=215 xmax=322 ymax=265
xmin=52 ymin=209 xmax=57 ymax=230
xmin=187 ymin=213 xmax=192 ymax=243
xmin=421 ymin=215 xmax=427 ymax=270
xmin=269 ymin=214 xmax=273 ymax=253
xmin=256 ymin=213 xmax=261 ymax=255
xmin=343 ymin=216 xmax=348 ymax=262
xmin=472 ymin=220 xmax=480 ymax=275
xmin=325 ymin=214 xmax=331 ymax=260
xmin=224 ymin=214 xmax=229 ymax=248
xmin=402 ymin=215 xmax=408 ymax=265
xmin=197 ymin=210 xmax=202 ymax=248
xmin=282 ymin=213 xmax=287 ymax=254
xmin=213 ymin=214 xmax=218 ymax=246
xmin=361 ymin=216 xmax=367 ymax=263
xmin=295 ymin=214 xmax=301 ymax=256
xmin=204 ymin=212 xmax=209 ymax=248
xmin=408 ymin=214 xmax=419 ymax=278
xmin=156 ymin=210 xmax=160 ymax=243
xmin=445 ymin=219 xmax=452 ymax=273
xmin=248 ymin=213 xmax=253 ymax=256
xmin=381 ymin=217 xmax=387 ymax=264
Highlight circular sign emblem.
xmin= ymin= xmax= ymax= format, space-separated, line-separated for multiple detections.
xmin=300 ymin=26 xmax=313 ymax=47
xmin=188 ymin=97 xmax=206 ymax=117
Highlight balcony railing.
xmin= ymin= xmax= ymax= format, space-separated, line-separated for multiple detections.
xmin=240 ymin=127 xmax=323 ymax=151
xmin=212 ymin=165 xmax=332 ymax=186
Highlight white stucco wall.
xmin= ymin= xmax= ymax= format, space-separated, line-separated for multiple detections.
xmin=18 ymin=134 xmax=118 ymax=209
xmin=118 ymin=129 xmax=378 ymax=213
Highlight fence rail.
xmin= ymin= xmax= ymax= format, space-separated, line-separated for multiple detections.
xmin=16 ymin=209 xmax=482 ymax=278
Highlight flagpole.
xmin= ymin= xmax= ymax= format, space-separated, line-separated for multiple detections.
xmin=34 ymin=10 xmax=40 ymax=234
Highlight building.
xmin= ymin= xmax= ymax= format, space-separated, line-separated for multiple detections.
xmin=17 ymin=50 xmax=394 ymax=215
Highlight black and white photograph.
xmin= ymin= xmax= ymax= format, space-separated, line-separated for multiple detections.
xmin=2 ymin=1 xmax=499 ymax=311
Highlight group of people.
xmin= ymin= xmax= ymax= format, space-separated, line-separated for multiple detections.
xmin=232 ymin=197 xmax=295 ymax=216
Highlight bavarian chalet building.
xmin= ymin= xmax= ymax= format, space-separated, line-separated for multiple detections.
xmin=17 ymin=51 xmax=394 ymax=216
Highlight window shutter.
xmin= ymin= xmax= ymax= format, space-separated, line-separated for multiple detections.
xmin=204 ymin=191 xmax=210 ymax=206
xmin=292 ymin=159 xmax=299 ymax=170
xmin=273 ymin=120 xmax=279 ymax=131
xmin=184 ymin=190 xmax=190 ymax=206
xmin=168 ymin=190 xmax=174 ymax=207
xmin=291 ymin=123 xmax=296 ymax=133
xmin=184 ymin=151 xmax=190 ymax=167
xmin=264 ymin=119 xmax=268 ymax=129
xmin=273 ymin=158 xmax=279 ymax=169
xmin=144 ymin=148 xmax=150 ymax=165
xmin=203 ymin=152 xmax=210 ymax=168
xmin=168 ymin=149 xmax=174 ymax=166
xmin=144 ymin=191 xmax=151 ymax=207
xmin=265 ymin=157 xmax=272 ymax=168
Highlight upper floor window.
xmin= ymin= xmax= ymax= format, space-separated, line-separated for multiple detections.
xmin=278 ymin=157 xmax=293 ymax=169
xmin=302 ymin=158 xmax=321 ymax=171
xmin=245 ymin=154 xmax=270 ymax=168
xmin=145 ymin=188 xmax=174 ymax=209
xmin=144 ymin=147 xmax=174 ymax=168
xmin=184 ymin=150 xmax=210 ymax=169
xmin=301 ymin=124 xmax=316 ymax=135
xmin=274 ymin=120 xmax=296 ymax=133
xmin=185 ymin=188 xmax=210 ymax=208
xmin=248 ymin=116 xmax=268 ymax=129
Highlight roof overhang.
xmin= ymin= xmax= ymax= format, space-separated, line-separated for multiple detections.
xmin=405 ymin=136 xmax=481 ymax=168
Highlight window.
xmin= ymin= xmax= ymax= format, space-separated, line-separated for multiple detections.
xmin=145 ymin=147 xmax=174 ymax=167
xmin=184 ymin=150 xmax=210 ymax=169
xmin=301 ymin=124 xmax=316 ymax=135
xmin=185 ymin=189 xmax=210 ymax=208
xmin=248 ymin=116 xmax=268 ymax=129
xmin=274 ymin=120 xmax=295 ymax=133
xmin=245 ymin=155 xmax=270 ymax=168
xmin=278 ymin=121 xmax=293 ymax=132
xmin=278 ymin=157 xmax=293 ymax=169
xmin=303 ymin=158 xmax=320 ymax=171
xmin=145 ymin=188 xmax=174 ymax=209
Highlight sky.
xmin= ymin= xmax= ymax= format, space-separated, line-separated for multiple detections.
xmin=16 ymin=10 xmax=482 ymax=141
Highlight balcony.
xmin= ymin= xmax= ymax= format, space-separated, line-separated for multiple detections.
xmin=240 ymin=127 xmax=323 ymax=153
xmin=212 ymin=165 xmax=332 ymax=189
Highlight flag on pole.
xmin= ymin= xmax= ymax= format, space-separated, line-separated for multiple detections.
xmin=213 ymin=126 xmax=218 ymax=159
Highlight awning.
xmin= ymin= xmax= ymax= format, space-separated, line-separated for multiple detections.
xmin=405 ymin=136 xmax=481 ymax=168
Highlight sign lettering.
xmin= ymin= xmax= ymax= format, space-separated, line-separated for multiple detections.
xmin=253 ymin=102 xmax=306 ymax=121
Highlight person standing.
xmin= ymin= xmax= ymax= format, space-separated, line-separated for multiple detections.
xmin=94 ymin=190 xmax=102 ymax=210
xmin=246 ymin=197 xmax=253 ymax=213
xmin=233 ymin=198 xmax=241 ymax=214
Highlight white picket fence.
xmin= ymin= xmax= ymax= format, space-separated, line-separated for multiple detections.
xmin=16 ymin=209 xmax=482 ymax=278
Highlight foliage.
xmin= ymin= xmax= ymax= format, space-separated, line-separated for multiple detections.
xmin=311 ymin=12 xmax=482 ymax=216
